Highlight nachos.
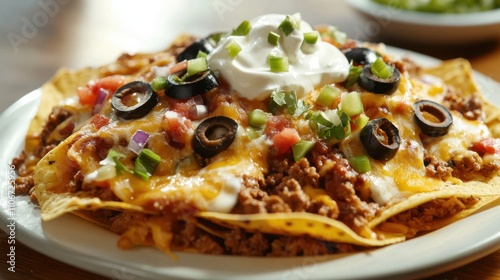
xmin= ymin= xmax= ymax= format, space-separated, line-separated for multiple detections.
xmin=12 ymin=14 xmax=500 ymax=256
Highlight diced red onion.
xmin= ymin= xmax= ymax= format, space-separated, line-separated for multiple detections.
xmin=128 ymin=129 xmax=150 ymax=154
xmin=189 ymin=105 xmax=208 ymax=120
xmin=93 ymin=88 xmax=109 ymax=114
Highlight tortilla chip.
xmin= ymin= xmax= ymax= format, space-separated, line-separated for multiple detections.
xmin=25 ymin=67 xmax=100 ymax=153
xmin=367 ymin=180 xmax=500 ymax=229
xmin=423 ymin=58 xmax=500 ymax=138
xmin=198 ymin=212 xmax=405 ymax=247
xmin=24 ymin=34 xmax=499 ymax=256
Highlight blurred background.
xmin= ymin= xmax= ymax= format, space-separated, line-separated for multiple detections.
xmin=0 ymin=0 xmax=499 ymax=113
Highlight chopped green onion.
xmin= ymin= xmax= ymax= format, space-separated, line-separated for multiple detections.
xmin=338 ymin=110 xmax=350 ymax=127
xmin=248 ymin=109 xmax=268 ymax=128
xmin=292 ymin=140 xmax=315 ymax=162
xmin=151 ymin=76 xmax=168 ymax=92
xmin=340 ymin=91 xmax=364 ymax=117
xmin=134 ymin=148 xmax=161 ymax=181
xmin=186 ymin=57 xmax=208 ymax=78
xmin=371 ymin=57 xmax=393 ymax=79
xmin=196 ymin=50 xmax=208 ymax=58
xmin=307 ymin=111 xmax=334 ymax=127
xmin=232 ymin=20 xmax=252 ymax=36
xmin=279 ymin=15 xmax=299 ymax=36
xmin=316 ymin=85 xmax=341 ymax=107
xmin=303 ymin=31 xmax=319 ymax=44
xmin=345 ymin=65 xmax=362 ymax=88
xmin=354 ymin=113 xmax=369 ymax=129
xmin=268 ymin=31 xmax=280 ymax=46
xmin=225 ymin=40 xmax=242 ymax=58
xmin=348 ymin=155 xmax=371 ymax=173
xmin=101 ymin=149 xmax=132 ymax=175
xmin=269 ymin=55 xmax=289 ymax=72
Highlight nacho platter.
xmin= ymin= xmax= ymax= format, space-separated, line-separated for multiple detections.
xmin=1 ymin=46 xmax=499 ymax=280
xmin=1 ymin=12 xmax=500 ymax=280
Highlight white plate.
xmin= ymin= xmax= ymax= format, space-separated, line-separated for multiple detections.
xmin=1 ymin=47 xmax=500 ymax=280
xmin=347 ymin=0 xmax=500 ymax=44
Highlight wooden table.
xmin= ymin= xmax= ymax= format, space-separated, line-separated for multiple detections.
xmin=1 ymin=1 xmax=499 ymax=279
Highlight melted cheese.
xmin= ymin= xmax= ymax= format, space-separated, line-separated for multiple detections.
xmin=424 ymin=113 xmax=491 ymax=161
xmin=341 ymin=74 xmax=445 ymax=205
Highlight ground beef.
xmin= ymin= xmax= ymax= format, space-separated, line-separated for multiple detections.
xmin=443 ymin=87 xmax=483 ymax=121
xmin=450 ymin=150 xmax=482 ymax=180
xmin=424 ymin=151 xmax=453 ymax=180
xmin=394 ymin=57 xmax=421 ymax=77
xmin=14 ymin=174 xmax=33 ymax=195
xmin=268 ymin=236 xmax=355 ymax=256
xmin=231 ymin=140 xmax=374 ymax=244
xmin=172 ymin=220 xmax=225 ymax=255
xmin=224 ymin=229 xmax=270 ymax=256
xmin=311 ymin=142 xmax=377 ymax=232
xmin=11 ymin=107 xmax=74 ymax=198
xmin=233 ymin=146 xmax=345 ymax=220
xmin=109 ymin=212 xmax=146 ymax=234
xmin=37 ymin=107 xmax=73 ymax=151
xmin=388 ymin=196 xmax=478 ymax=238
xmin=68 ymin=170 xmax=84 ymax=193
xmin=221 ymin=228 xmax=355 ymax=256
xmin=275 ymin=178 xmax=310 ymax=212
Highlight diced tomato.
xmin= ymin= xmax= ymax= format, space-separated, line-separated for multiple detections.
xmin=471 ymin=138 xmax=500 ymax=155
xmin=272 ymin=128 xmax=301 ymax=154
xmin=163 ymin=111 xmax=192 ymax=146
xmin=168 ymin=96 xmax=204 ymax=119
xmin=90 ymin=114 xmax=110 ymax=129
xmin=169 ymin=60 xmax=188 ymax=74
xmin=265 ymin=115 xmax=290 ymax=138
xmin=77 ymin=75 xmax=126 ymax=106
xmin=77 ymin=86 xmax=95 ymax=106
xmin=171 ymin=99 xmax=196 ymax=118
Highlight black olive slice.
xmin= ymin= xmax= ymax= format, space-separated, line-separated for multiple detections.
xmin=111 ymin=81 xmax=158 ymax=120
xmin=166 ymin=70 xmax=219 ymax=100
xmin=343 ymin=47 xmax=378 ymax=65
xmin=360 ymin=118 xmax=401 ymax=161
xmin=192 ymin=116 xmax=238 ymax=165
xmin=414 ymin=100 xmax=453 ymax=137
xmin=176 ymin=38 xmax=215 ymax=62
xmin=358 ymin=64 xmax=401 ymax=95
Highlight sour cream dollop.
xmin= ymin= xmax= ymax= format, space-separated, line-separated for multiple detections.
xmin=207 ymin=13 xmax=350 ymax=100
